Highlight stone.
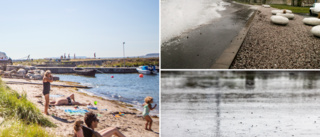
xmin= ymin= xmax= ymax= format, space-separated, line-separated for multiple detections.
xmin=271 ymin=10 xmax=292 ymax=15
xmin=276 ymin=13 xmax=295 ymax=20
xmin=262 ymin=5 xmax=270 ymax=8
xmin=303 ymin=18 xmax=320 ymax=26
xmin=17 ymin=68 xmax=26 ymax=77
xmin=311 ymin=25 xmax=320 ymax=37
xmin=270 ymin=16 xmax=289 ymax=25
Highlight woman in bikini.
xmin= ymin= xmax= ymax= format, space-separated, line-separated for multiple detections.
xmin=43 ymin=70 xmax=53 ymax=115
xmin=50 ymin=94 xmax=90 ymax=106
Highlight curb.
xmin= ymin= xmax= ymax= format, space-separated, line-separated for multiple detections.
xmin=211 ymin=8 xmax=258 ymax=69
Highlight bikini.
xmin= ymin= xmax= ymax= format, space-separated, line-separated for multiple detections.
xmin=67 ymin=97 xmax=72 ymax=105
xmin=43 ymin=82 xmax=50 ymax=95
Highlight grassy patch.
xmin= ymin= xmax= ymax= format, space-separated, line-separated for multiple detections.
xmin=0 ymin=119 xmax=55 ymax=137
xmin=0 ymin=79 xmax=56 ymax=136
xmin=270 ymin=4 xmax=310 ymax=14
xmin=0 ymin=82 xmax=55 ymax=127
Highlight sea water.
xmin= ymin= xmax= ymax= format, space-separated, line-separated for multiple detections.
xmin=55 ymin=73 xmax=159 ymax=115
xmin=162 ymin=71 xmax=320 ymax=136
xmin=161 ymin=0 xmax=229 ymax=43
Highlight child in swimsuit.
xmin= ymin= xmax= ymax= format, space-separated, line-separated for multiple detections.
xmin=142 ymin=96 xmax=157 ymax=131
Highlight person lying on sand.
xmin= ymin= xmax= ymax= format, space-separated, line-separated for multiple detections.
xmin=50 ymin=94 xmax=90 ymax=106
xmin=80 ymin=112 xmax=125 ymax=137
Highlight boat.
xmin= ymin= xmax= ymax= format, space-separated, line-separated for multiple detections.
xmin=73 ymin=67 xmax=96 ymax=77
xmin=136 ymin=65 xmax=157 ymax=75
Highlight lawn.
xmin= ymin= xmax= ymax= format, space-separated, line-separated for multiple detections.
xmin=270 ymin=4 xmax=311 ymax=14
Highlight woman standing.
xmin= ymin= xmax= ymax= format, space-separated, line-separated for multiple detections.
xmin=43 ymin=70 xmax=53 ymax=115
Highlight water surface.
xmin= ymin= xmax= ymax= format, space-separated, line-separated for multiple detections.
xmin=56 ymin=73 xmax=159 ymax=115
xmin=162 ymin=71 xmax=320 ymax=136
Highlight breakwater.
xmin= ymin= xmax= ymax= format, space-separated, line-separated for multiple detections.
xmin=36 ymin=67 xmax=138 ymax=74
xmin=6 ymin=65 xmax=159 ymax=74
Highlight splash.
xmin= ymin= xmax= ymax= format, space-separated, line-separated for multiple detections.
xmin=161 ymin=0 xmax=230 ymax=43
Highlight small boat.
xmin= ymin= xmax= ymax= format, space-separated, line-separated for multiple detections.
xmin=136 ymin=65 xmax=157 ymax=75
xmin=73 ymin=67 xmax=96 ymax=77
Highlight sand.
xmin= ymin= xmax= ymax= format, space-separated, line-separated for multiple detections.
xmin=2 ymin=78 xmax=159 ymax=137
xmin=231 ymin=6 xmax=320 ymax=69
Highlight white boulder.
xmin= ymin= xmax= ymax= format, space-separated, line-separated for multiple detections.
xmin=262 ymin=5 xmax=270 ymax=8
xmin=303 ymin=18 xmax=320 ymax=26
xmin=17 ymin=68 xmax=26 ymax=77
xmin=270 ymin=15 xmax=289 ymax=25
xmin=272 ymin=10 xmax=292 ymax=15
xmin=311 ymin=25 xmax=320 ymax=37
xmin=276 ymin=13 xmax=295 ymax=20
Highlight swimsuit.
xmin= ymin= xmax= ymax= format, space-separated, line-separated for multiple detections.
xmin=143 ymin=104 xmax=150 ymax=117
xmin=67 ymin=97 xmax=72 ymax=105
xmin=43 ymin=82 xmax=50 ymax=95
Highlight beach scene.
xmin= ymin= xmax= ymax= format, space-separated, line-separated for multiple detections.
xmin=0 ymin=0 xmax=159 ymax=137
xmin=162 ymin=71 xmax=320 ymax=136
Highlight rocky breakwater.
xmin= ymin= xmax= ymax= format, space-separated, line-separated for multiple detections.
xmin=2 ymin=65 xmax=59 ymax=80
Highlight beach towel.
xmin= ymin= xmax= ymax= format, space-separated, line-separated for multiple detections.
xmin=87 ymin=105 xmax=98 ymax=110
xmin=64 ymin=109 xmax=89 ymax=115
xmin=49 ymin=94 xmax=64 ymax=98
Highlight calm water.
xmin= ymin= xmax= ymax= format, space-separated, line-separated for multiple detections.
xmin=162 ymin=71 xmax=320 ymax=137
xmin=55 ymin=73 xmax=159 ymax=115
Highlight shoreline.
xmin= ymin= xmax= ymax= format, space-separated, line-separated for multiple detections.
xmin=63 ymin=80 xmax=159 ymax=117
xmin=2 ymin=77 xmax=159 ymax=137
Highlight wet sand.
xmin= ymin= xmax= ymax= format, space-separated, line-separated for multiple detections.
xmin=2 ymin=78 xmax=159 ymax=137
xmin=231 ymin=6 xmax=320 ymax=69
xmin=161 ymin=0 xmax=255 ymax=69
xmin=161 ymin=71 xmax=320 ymax=137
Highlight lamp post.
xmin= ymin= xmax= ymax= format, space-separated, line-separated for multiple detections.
xmin=123 ymin=42 xmax=125 ymax=67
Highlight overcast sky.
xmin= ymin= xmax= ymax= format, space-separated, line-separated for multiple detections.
xmin=0 ymin=0 xmax=159 ymax=59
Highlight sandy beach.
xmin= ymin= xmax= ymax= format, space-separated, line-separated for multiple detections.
xmin=2 ymin=78 xmax=159 ymax=137
xmin=231 ymin=6 xmax=320 ymax=69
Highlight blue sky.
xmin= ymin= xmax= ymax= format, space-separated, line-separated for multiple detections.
xmin=0 ymin=0 xmax=159 ymax=59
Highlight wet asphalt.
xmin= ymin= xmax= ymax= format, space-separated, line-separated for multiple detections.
xmin=161 ymin=1 xmax=255 ymax=69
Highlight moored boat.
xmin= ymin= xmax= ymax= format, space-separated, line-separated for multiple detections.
xmin=73 ymin=67 xmax=96 ymax=77
xmin=136 ymin=65 xmax=157 ymax=75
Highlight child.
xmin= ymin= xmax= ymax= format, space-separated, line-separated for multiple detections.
xmin=142 ymin=96 xmax=157 ymax=131
xmin=74 ymin=119 xmax=84 ymax=137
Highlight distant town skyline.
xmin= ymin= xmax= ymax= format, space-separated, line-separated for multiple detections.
xmin=0 ymin=0 xmax=159 ymax=59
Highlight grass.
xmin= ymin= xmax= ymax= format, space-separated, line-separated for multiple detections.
xmin=14 ymin=57 xmax=159 ymax=68
xmin=0 ymin=79 xmax=56 ymax=136
xmin=270 ymin=4 xmax=310 ymax=14
xmin=0 ymin=119 xmax=55 ymax=137
xmin=232 ymin=1 xmax=311 ymax=14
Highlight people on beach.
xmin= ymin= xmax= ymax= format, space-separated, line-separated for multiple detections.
xmin=50 ymin=94 xmax=90 ymax=106
xmin=81 ymin=112 xmax=125 ymax=137
xmin=43 ymin=70 xmax=53 ymax=115
xmin=143 ymin=96 xmax=157 ymax=131
xmin=74 ymin=119 xmax=84 ymax=137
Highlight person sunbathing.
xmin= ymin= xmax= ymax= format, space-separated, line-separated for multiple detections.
xmin=82 ymin=112 xmax=125 ymax=137
xmin=50 ymin=94 xmax=90 ymax=106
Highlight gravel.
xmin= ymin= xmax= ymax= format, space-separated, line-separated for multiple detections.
xmin=230 ymin=6 xmax=320 ymax=69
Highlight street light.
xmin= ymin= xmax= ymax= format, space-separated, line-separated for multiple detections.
xmin=123 ymin=42 xmax=125 ymax=67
